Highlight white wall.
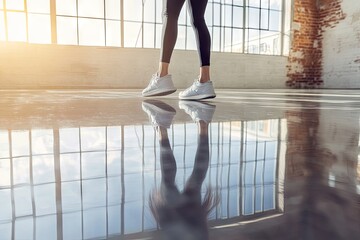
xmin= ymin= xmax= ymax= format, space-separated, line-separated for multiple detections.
xmin=322 ymin=0 xmax=360 ymax=88
xmin=0 ymin=42 xmax=287 ymax=89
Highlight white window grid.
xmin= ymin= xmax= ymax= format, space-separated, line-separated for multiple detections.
xmin=0 ymin=119 xmax=284 ymax=239
xmin=0 ymin=0 xmax=292 ymax=56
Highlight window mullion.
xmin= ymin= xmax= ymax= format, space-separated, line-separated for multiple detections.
xmin=231 ymin=1 xmax=234 ymax=52
xmin=141 ymin=0 xmax=144 ymax=48
xmin=280 ymin=0 xmax=286 ymax=56
xmin=76 ymin=0 xmax=79 ymax=45
xmin=3 ymin=0 xmax=8 ymax=41
xmin=259 ymin=0 xmax=261 ymax=30
xmin=104 ymin=0 xmax=107 ymax=46
xmin=267 ymin=3 xmax=270 ymax=31
xmin=220 ymin=0 xmax=224 ymax=51
xmin=50 ymin=0 xmax=57 ymax=44
xmin=242 ymin=0 xmax=246 ymax=53
xmin=120 ymin=0 xmax=124 ymax=47
xmin=153 ymin=0 xmax=156 ymax=48
xmin=24 ymin=0 xmax=29 ymax=42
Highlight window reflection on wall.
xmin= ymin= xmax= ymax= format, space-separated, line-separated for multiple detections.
xmin=0 ymin=119 xmax=285 ymax=239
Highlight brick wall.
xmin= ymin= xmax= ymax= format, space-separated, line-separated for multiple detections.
xmin=287 ymin=0 xmax=347 ymax=88
xmin=287 ymin=0 xmax=322 ymax=88
xmin=321 ymin=0 xmax=360 ymax=88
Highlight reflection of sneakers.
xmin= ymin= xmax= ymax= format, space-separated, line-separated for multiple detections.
xmin=142 ymin=100 xmax=176 ymax=128
xmin=179 ymin=79 xmax=216 ymax=100
xmin=179 ymin=101 xmax=216 ymax=123
xmin=142 ymin=74 xmax=177 ymax=97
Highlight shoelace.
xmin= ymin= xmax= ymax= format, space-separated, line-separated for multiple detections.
xmin=145 ymin=74 xmax=160 ymax=90
xmin=185 ymin=79 xmax=200 ymax=93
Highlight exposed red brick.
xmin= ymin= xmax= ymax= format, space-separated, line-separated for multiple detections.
xmin=286 ymin=0 xmax=346 ymax=88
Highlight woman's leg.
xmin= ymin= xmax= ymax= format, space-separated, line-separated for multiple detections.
xmin=159 ymin=0 xmax=186 ymax=77
xmin=188 ymin=0 xmax=211 ymax=83
xmin=142 ymin=0 xmax=184 ymax=97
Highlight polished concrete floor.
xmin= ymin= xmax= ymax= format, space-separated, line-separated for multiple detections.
xmin=0 ymin=89 xmax=359 ymax=240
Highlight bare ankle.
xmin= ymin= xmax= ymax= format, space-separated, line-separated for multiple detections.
xmin=158 ymin=62 xmax=169 ymax=78
xmin=199 ymin=78 xmax=210 ymax=83
xmin=159 ymin=72 xmax=168 ymax=78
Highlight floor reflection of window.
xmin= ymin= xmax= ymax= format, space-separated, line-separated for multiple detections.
xmin=59 ymin=126 xmax=123 ymax=239
xmin=203 ymin=119 xmax=283 ymax=220
xmin=0 ymin=119 xmax=285 ymax=239
xmin=0 ymin=129 xmax=57 ymax=240
xmin=243 ymin=120 xmax=278 ymax=215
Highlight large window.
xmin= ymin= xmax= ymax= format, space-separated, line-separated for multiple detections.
xmin=56 ymin=0 xmax=121 ymax=46
xmin=0 ymin=0 xmax=51 ymax=43
xmin=0 ymin=0 xmax=292 ymax=55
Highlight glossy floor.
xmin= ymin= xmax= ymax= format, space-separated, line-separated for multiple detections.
xmin=0 ymin=90 xmax=359 ymax=240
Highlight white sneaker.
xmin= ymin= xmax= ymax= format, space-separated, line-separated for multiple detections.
xmin=179 ymin=101 xmax=216 ymax=123
xmin=179 ymin=80 xmax=216 ymax=100
xmin=142 ymin=74 xmax=177 ymax=97
xmin=142 ymin=100 xmax=176 ymax=128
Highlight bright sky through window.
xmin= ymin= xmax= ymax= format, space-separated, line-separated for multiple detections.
xmin=0 ymin=0 xmax=291 ymax=56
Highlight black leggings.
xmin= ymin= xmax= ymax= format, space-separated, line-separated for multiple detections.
xmin=161 ymin=0 xmax=211 ymax=66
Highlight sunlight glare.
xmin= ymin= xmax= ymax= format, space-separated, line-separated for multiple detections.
xmin=105 ymin=0 xmax=120 ymax=20
xmin=106 ymin=20 xmax=121 ymax=47
xmin=56 ymin=0 xmax=76 ymax=16
xmin=27 ymin=0 xmax=50 ymax=14
xmin=6 ymin=0 xmax=24 ymax=11
xmin=124 ymin=0 xmax=142 ymax=21
xmin=0 ymin=11 xmax=5 ymax=40
xmin=78 ymin=18 xmax=105 ymax=46
xmin=7 ymin=12 xmax=26 ymax=42
xmin=78 ymin=0 xmax=104 ymax=18
xmin=56 ymin=16 xmax=77 ymax=45
xmin=28 ymin=13 xmax=51 ymax=43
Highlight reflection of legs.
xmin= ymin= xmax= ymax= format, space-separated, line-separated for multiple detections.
xmin=158 ymin=127 xmax=177 ymax=186
xmin=149 ymin=126 xmax=179 ymax=227
xmin=185 ymin=121 xmax=210 ymax=193
xmin=157 ymin=124 xmax=210 ymax=240
xmin=180 ymin=101 xmax=214 ymax=193
xmin=142 ymin=99 xmax=177 ymax=184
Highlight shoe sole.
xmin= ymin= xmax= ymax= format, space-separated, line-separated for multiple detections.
xmin=179 ymin=101 xmax=216 ymax=109
xmin=142 ymin=100 xmax=176 ymax=113
xmin=142 ymin=89 xmax=177 ymax=97
xmin=179 ymin=94 xmax=216 ymax=100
